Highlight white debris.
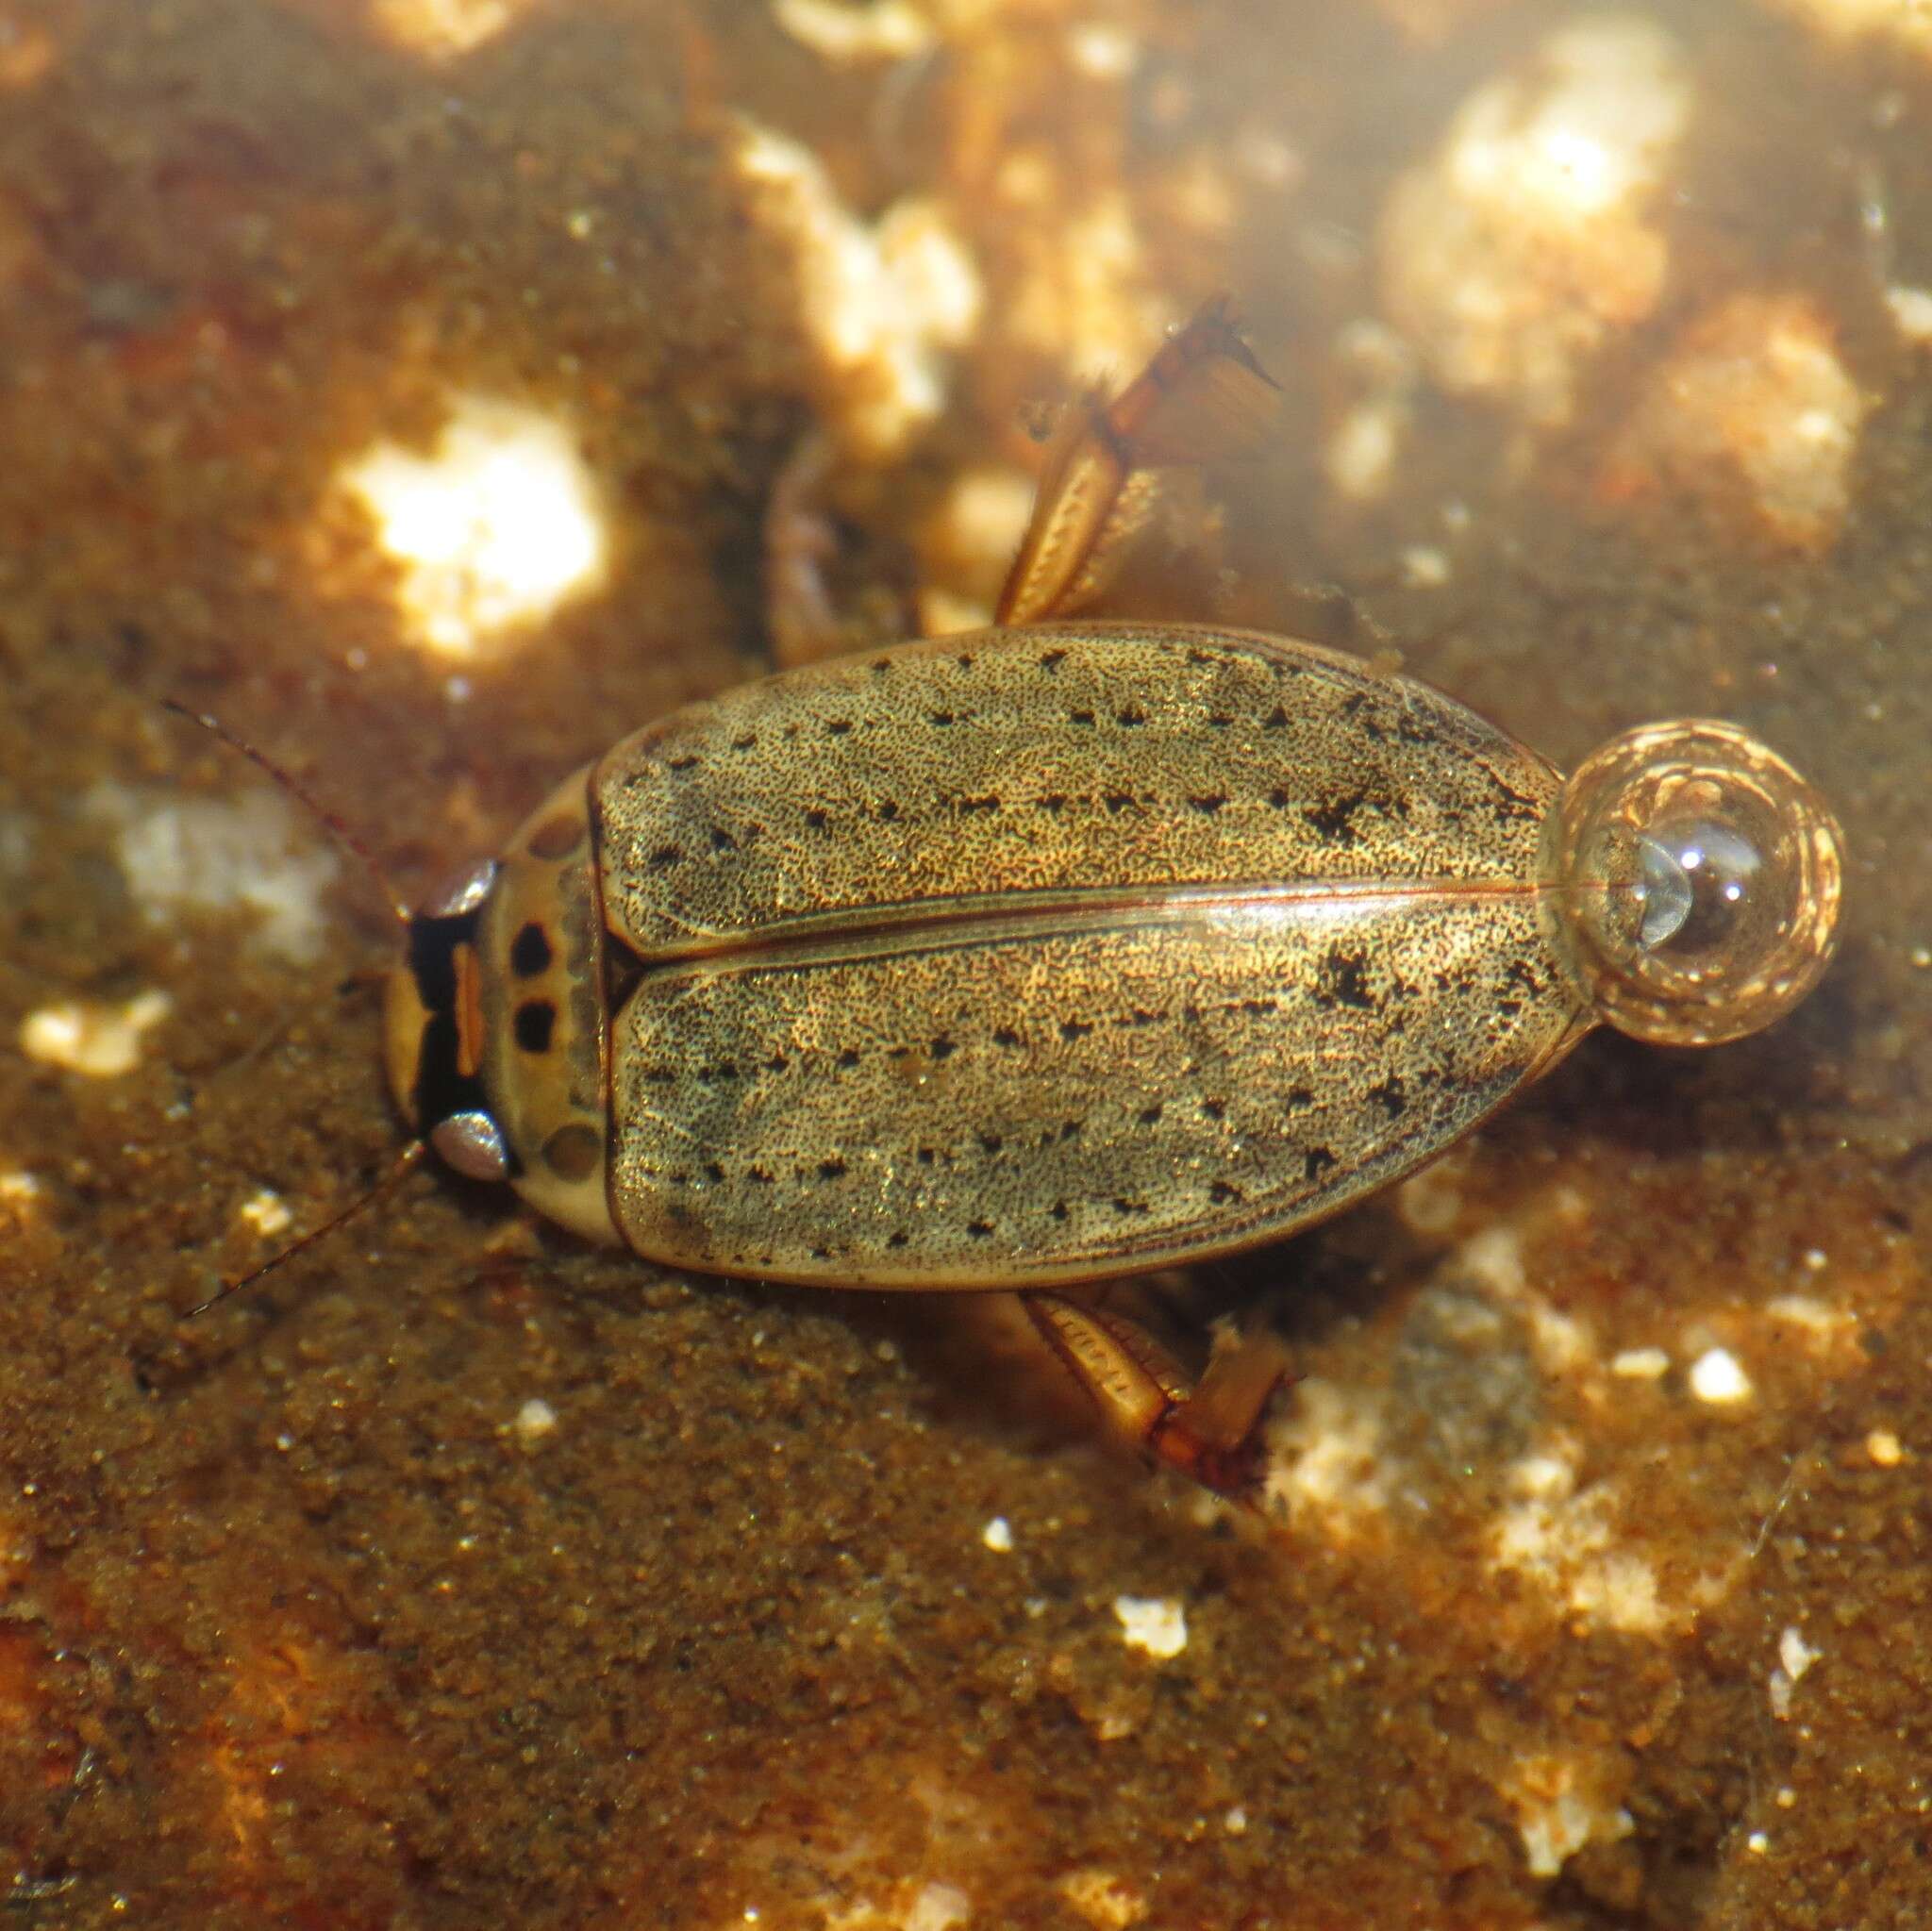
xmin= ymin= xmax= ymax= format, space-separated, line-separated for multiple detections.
xmin=1770 ymin=1623 xmax=1822 ymax=1719
xmin=1400 ymin=544 xmax=1451 ymax=587
xmin=1067 ymin=22 xmax=1138 ymax=78
xmin=1887 ymin=285 xmax=1932 ymax=343
xmin=1688 ymin=1347 xmax=1752 ymax=1407
xmin=1768 ymin=0 xmax=1932 ymax=58
xmin=1112 ymin=1594 xmax=1187 ymax=1660
xmin=903 ymin=1882 xmax=971 ymax=1931
xmin=1263 ymin=1377 xmax=1391 ymax=1535
xmin=1504 ymin=1753 xmax=1635 ymax=1877
xmin=21 ymin=990 xmax=170 ymax=1078
xmin=981 ymin=1516 xmax=1013 ymax=1553
xmin=369 ymin=0 xmax=534 ymax=59
xmin=341 ymin=395 xmax=608 ymax=658
xmin=1059 ymin=1869 xmax=1147 ymax=1929
xmin=773 ymin=0 xmax=934 ymax=63
xmin=1455 ymin=1223 xmax=1593 ymax=1373
xmin=1765 ymin=1293 xmax=1853 ymax=1341
xmin=1378 ymin=15 xmax=1692 ymax=424
xmin=514 ymin=1398 xmax=558 ymax=1445
xmin=1490 ymin=1453 xmax=1668 ymax=1636
xmin=1606 ymin=292 xmax=1869 ymax=550
xmin=0 ymin=1169 xmax=40 ymax=1209
xmin=737 ymin=125 xmax=982 ymax=455
xmin=238 ymin=1189 xmax=291 ymax=1239
xmin=1610 ymin=1346 xmax=1671 ymax=1380
xmin=1866 ymin=1428 xmax=1904 ymax=1468
xmin=1324 ymin=319 xmax=1419 ymax=505
xmin=88 ymin=780 xmax=341 ymax=965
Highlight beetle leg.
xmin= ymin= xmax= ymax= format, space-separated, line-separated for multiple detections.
xmin=995 ymin=294 xmax=1282 ymax=628
xmin=1023 ymin=1292 xmax=1291 ymax=1499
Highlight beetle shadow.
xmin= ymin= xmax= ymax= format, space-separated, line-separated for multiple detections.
xmin=1517 ymin=933 xmax=1866 ymax=1167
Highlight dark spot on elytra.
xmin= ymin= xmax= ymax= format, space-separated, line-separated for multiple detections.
xmin=966 ymin=1220 xmax=993 ymax=1239
xmin=709 ymin=825 xmax=738 ymax=853
xmin=1104 ymin=792 xmax=1134 ymax=814
xmin=825 ymin=718 xmax=853 ymax=737
xmin=1263 ymin=706 xmax=1290 ymax=731
xmin=836 ymin=1047 xmax=860 ymax=1069
xmin=1049 ymin=1201 xmax=1069 ymax=1221
xmin=731 ymin=732 xmax=758 ymax=752
xmin=513 ymin=1001 xmax=556 ymax=1054
xmin=1037 ymin=794 xmax=1067 ymax=816
xmin=992 ymin=1026 xmax=1022 ymax=1048
xmin=805 ymin=808 xmax=829 ymax=832
xmin=1305 ymin=791 xmax=1368 ymax=843
xmin=1200 ymin=1098 xmax=1226 ymax=1120
xmin=668 ymin=754 xmax=700 ymax=772
xmin=818 ymin=1158 xmax=847 ymax=1180
xmin=1209 ymin=1180 xmax=1243 ymax=1204
xmin=1039 ymin=649 xmax=1067 ymax=672
xmin=977 ymin=1130 xmax=1003 ymax=1155
xmin=509 ymin=923 xmax=552 ymax=977
xmin=1241 ymin=997 xmax=1277 ymax=1016
xmin=916 ymin=1147 xmax=937 ymax=1166
xmin=767 ymin=1052 xmax=788 ymax=1073
xmin=875 ymin=800 xmax=900 ymax=822
xmin=1208 ymin=712 xmax=1234 ymax=730
xmin=1116 ymin=706 xmax=1145 ymax=726
xmin=703 ymin=1161 xmax=724 ymax=1184
xmin=928 ymin=709 xmax=956 ymax=726
xmin=1369 ymin=1076 xmax=1407 ymax=1120
xmin=930 ymin=1036 xmax=956 ymax=1061
xmin=1112 ymin=1196 xmax=1150 ymax=1216
xmin=1315 ymin=946 xmax=1375 ymax=1011
xmin=648 ymin=843 xmax=680 ymax=873
xmin=748 ymin=1165 xmax=774 ymax=1185
xmin=1305 ymin=1146 xmax=1338 ymax=1183
xmin=888 ymin=1230 xmax=910 ymax=1248
xmin=1059 ymin=1019 xmax=1093 ymax=1041
xmin=1069 ymin=707 xmax=1096 ymax=726
xmin=1190 ymin=794 xmax=1228 ymax=815
xmin=956 ymin=652 xmax=974 ymax=669
xmin=1138 ymin=1104 xmax=1163 ymax=1125
xmin=958 ymin=795 xmax=999 ymax=815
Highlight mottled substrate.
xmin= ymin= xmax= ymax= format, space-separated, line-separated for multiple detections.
xmin=0 ymin=2 xmax=1925 ymax=1928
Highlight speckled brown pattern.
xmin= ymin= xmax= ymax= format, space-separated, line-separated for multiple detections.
xmin=597 ymin=623 xmax=1574 ymax=1283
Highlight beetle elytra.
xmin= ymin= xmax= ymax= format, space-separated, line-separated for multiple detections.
xmin=362 ymin=302 xmax=1845 ymax=1494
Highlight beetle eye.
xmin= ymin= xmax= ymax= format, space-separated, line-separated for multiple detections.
xmin=430 ymin=1109 xmax=511 ymax=1182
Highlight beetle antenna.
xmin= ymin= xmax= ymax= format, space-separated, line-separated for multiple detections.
xmin=159 ymin=699 xmax=412 ymax=928
xmin=182 ymin=1139 xmax=428 ymax=1319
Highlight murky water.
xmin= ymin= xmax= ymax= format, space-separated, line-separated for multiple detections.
xmin=0 ymin=3 xmax=1924 ymax=1924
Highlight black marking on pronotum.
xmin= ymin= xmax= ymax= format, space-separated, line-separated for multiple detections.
xmin=408 ymin=905 xmax=509 ymax=1169
xmin=514 ymin=1000 xmax=557 ymax=1054
xmin=510 ymin=922 xmax=552 ymax=976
